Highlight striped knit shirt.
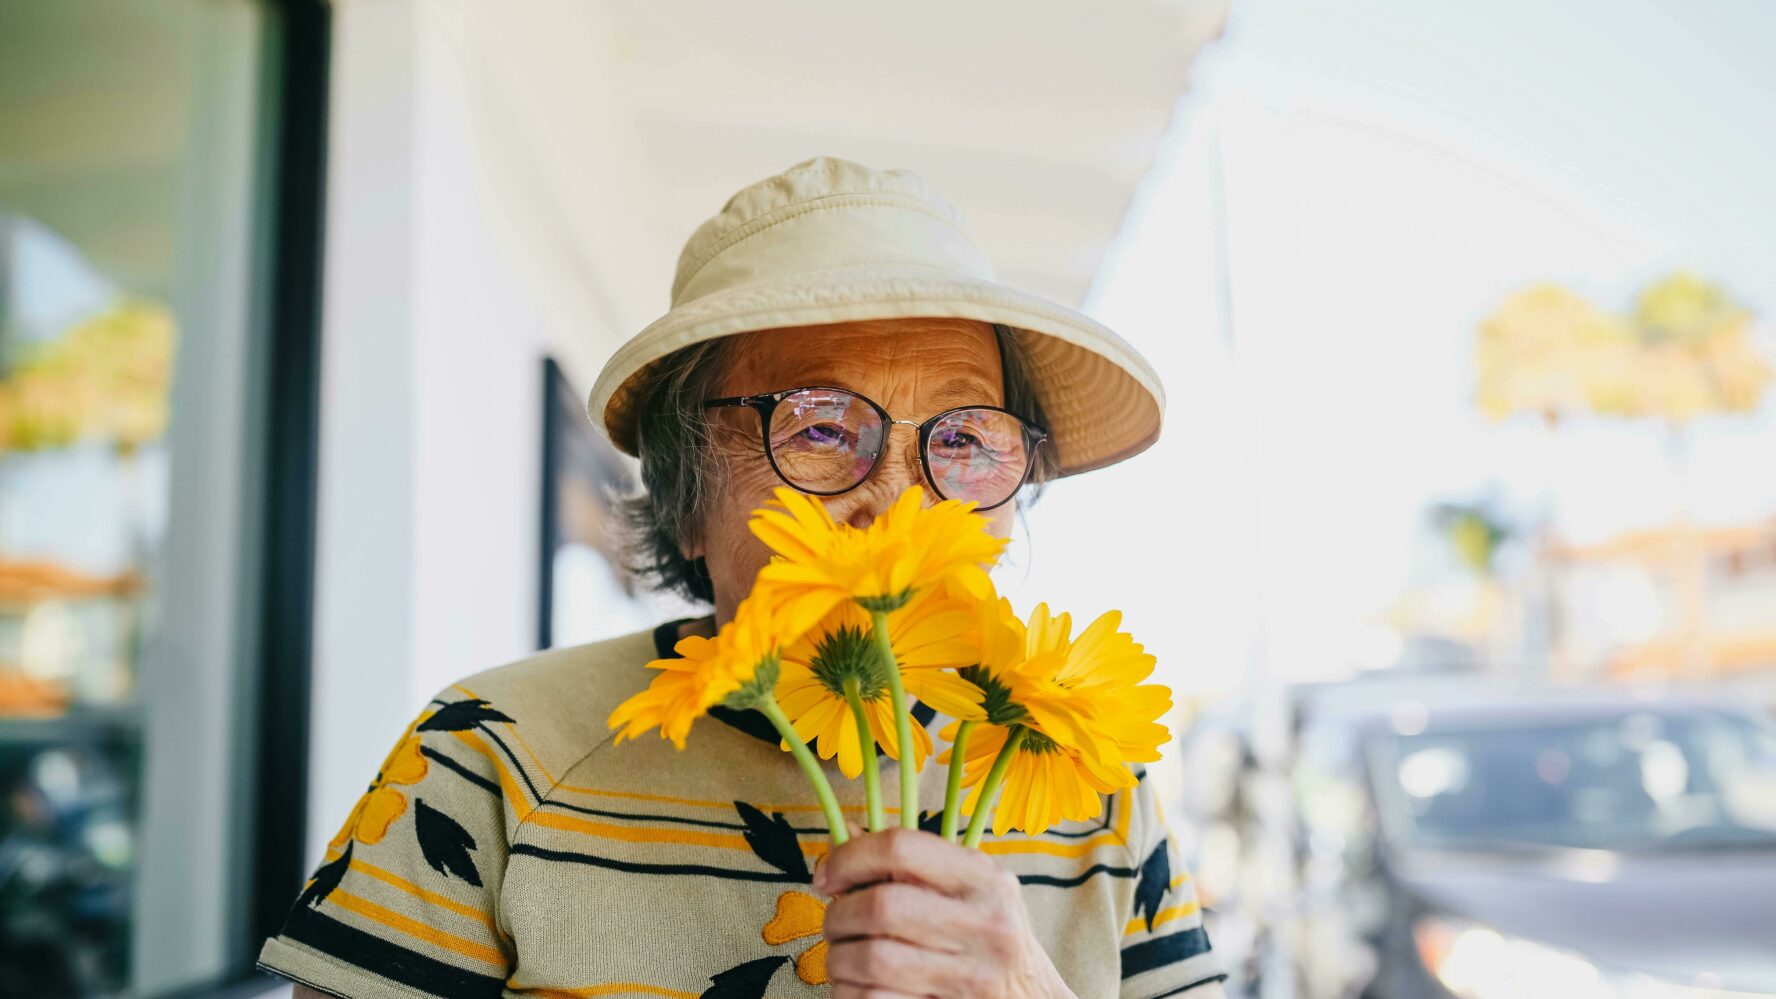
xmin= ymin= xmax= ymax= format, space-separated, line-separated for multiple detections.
xmin=258 ymin=620 xmax=1223 ymax=998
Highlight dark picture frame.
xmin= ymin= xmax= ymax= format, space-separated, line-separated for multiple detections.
xmin=537 ymin=358 xmax=645 ymax=650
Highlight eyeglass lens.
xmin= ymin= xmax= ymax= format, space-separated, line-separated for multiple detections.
xmin=768 ymin=389 xmax=885 ymax=492
xmin=766 ymin=388 xmax=1031 ymax=506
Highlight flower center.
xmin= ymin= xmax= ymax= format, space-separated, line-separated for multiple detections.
xmin=854 ymin=587 xmax=916 ymax=614
xmin=1019 ymin=727 xmax=1061 ymax=754
xmin=809 ymin=626 xmax=888 ymax=700
xmin=723 ymin=652 xmax=782 ymax=710
xmin=958 ymin=666 xmax=1030 ymax=726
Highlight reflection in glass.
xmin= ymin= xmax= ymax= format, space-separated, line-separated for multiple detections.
xmin=1 ymin=1 xmax=270 ymax=993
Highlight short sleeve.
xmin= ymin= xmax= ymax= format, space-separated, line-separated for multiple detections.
xmin=257 ymin=691 xmax=518 ymax=999
xmin=1118 ymin=771 xmax=1224 ymax=998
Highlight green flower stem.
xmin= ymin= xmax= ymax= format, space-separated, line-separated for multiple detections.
xmin=757 ymin=696 xmax=849 ymax=846
xmin=962 ymin=725 xmax=1028 ymax=848
xmin=940 ymin=719 xmax=977 ymax=842
xmin=870 ymin=609 xmax=919 ymax=830
xmin=843 ymin=677 xmax=886 ymax=832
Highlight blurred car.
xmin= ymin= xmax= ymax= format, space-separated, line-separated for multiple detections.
xmin=1289 ymin=687 xmax=1776 ymax=999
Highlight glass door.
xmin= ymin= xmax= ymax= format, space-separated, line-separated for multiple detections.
xmin=0 ymin=2 xmax=316 ymax=994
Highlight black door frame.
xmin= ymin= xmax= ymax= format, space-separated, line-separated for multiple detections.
xmin=163 ymin=0 xmax=330 ymax=995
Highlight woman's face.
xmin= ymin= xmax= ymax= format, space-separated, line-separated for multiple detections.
xmin=694 ymin=317 xmax=1015 ymax=624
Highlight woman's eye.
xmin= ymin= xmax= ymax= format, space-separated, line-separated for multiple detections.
xmin=795 ymin=423 xmax=851 ymax=448
xmin=933 ymin=429 xmax=987 ymax=452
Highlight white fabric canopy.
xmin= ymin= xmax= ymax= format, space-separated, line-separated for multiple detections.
xmin=428 ymin=0 xmax=1229 ymax=360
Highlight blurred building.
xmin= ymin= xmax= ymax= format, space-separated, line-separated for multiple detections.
xmin=1548 ymin=518 xmax=1776 ymax=680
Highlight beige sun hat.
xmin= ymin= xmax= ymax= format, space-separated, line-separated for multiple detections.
xmin=588 ymin=155 xmax=1163 ymax=476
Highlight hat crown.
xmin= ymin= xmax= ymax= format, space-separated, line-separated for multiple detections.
xmin=669 ymin=156 xmax=992 ymax=306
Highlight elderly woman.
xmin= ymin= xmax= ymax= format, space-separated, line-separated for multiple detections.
xmin=261 ymin=157 xmax=1224 ymax=999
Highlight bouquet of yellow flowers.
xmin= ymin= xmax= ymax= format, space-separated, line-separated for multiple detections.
xmin=607 ymin=485 xmax=1171 ymax=848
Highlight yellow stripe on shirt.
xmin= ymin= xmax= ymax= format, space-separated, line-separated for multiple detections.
xmin=515 ymin=982 xmax=699 ymax=998
xmin=525 ymin=808 xmax=829 ymax=856
xmin=549 ymin=781 xmax=883 ymax=815
xmin=1124 ymin=901 xmax=1201 ymax=936
xmin=528 ymin=805 xmax=1129 ymax=863
xmin=327 ymin=889 xmax=507 ymax=967
xmin=348 ymin=858 xmax=501 ymax=932
xmin=453 ymin=729 xmax=535 ymax=821
xmin=978 ymin=830 xmax=1128 ymax=860
xmin=452 ymin=682 xmax=560 ymax=787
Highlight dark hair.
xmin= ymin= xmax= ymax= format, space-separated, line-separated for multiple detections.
xmin=618 ymin=323 xmax=1057 ymax=605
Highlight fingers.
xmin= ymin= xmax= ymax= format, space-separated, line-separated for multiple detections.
xmin=823 ymin=881 xmax=976 ymax=952
xmin=813 ymin=829 xmax=1040 ymax=998
xmin=827 ymin=937 xmax=984 ymax=998
xmin=815 ymin=827 xmax=1006 ymax=899
xmin=830 ymin=987 xmax=931 ymax=999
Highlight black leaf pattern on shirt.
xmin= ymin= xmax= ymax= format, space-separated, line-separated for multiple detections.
xmin=417 ymin=698 xmax=515 ymax=732
xmin=1134 ymin=840 xmax=1170 ymax=932
xmin=415 ymin=798 xmax=482 ymax=886
xmin=734 ymin=801 xmax=810 ymax=882
xmin=917 ymin=809 xmax=944 ymax=835
xmin=701 ymin=955 xmax=787 ymax=999
xmin=298 ymin=840 xmax=351 ymax=908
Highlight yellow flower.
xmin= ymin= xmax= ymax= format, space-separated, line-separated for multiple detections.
xmin=749 ymin=485 xmax=1007 ymax=630
xmin=946 ymin=722 xmax=1132 ymax=837
xmin=329 ymin=725 xmax=429 ymax=850
xmin=1021 ymin=604 xmax=1171 ymax=768
xmin=607 ymin=594 xmax=784 ymax=749
xmin=762 ymin=889 xmax=830 ymax=984
xmin=943 ymin=602 xmax=1172 ymax=836
xmin=953 ymin=597 xmax=1094 ymax=743
xmin=775 ymin=586 xmax=986 ymax=778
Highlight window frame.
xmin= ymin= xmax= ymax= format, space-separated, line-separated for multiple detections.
xmin=155 ymin=1 xmax=330 ymax=995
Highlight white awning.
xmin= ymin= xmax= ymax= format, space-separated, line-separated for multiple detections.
xmin=428 ymin=0 xmax=1229 ymax=353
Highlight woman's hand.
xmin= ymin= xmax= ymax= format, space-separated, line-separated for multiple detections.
xmin=814 ymin=827 xmax=1076 ymax=999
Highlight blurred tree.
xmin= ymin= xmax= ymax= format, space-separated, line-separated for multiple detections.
xmin=1474 ymin=270 xmax=1770 ymax=679
xmin=1590 ymin=271 xmax=1771 ymax=422
xmin=1430 ymin=498 xmax=1513 ymax=576
xmin=1476 ymin=271 xmax=1770 ymax=426
xmin=1475 ymin=282 xmax=1625 ymax=426
xmin=0 ymin=299 xmax=176 ymax=454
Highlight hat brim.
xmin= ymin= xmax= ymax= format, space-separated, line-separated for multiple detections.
xmin=589 ymin=262 xmax=1164 ymax=477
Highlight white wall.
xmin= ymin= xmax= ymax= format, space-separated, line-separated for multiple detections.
xmin=306 ymin=0 xmax=619 ymax=866
xmin=306 ymin=0 xmax=422 ymax=868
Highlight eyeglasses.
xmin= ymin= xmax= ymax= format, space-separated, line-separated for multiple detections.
xmin=703 ymin=386 xmax=1048 ymax=511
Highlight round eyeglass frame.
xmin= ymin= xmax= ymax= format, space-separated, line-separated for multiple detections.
xmin=703 ymin=385 xmax=1050 ymax=511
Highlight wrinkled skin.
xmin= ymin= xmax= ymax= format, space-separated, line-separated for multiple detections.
xmin=691 ymin=317 xmax=1016 ymax=627
xmin=814 ymin=825 xmax=1077 ymax=998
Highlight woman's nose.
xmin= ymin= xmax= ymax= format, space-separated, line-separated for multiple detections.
xmin=843 ymin=425 xmax=927 ymax=529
